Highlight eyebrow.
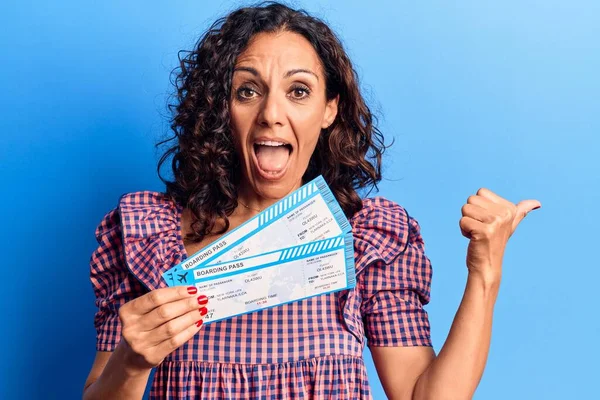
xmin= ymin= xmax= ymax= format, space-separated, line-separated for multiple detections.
xmin=233 ymin=66 xmax=319 ymax=81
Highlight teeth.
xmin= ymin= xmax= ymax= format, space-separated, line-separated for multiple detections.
xmin=255 ymin=140 xmax=287 ymax=147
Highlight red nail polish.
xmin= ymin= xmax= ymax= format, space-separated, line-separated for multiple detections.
xmin=532 ymin=206 xmax=541 ymax=210
xmin=197 ymin=295 xmax=208 ymax=305
xmin=199 ymin=307 xmax=208 ymax=316
xmin=187 ymin=286 xmax=198 ymax=295
xmin=196 ymin=319 xmax=203 ymax=327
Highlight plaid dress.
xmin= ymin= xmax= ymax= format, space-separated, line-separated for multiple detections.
xmin=90 ymin=192 xmax=433 ymax=399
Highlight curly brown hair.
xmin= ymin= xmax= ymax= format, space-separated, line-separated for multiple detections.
xmin=157 ymin=1 xmax=388 ymax=243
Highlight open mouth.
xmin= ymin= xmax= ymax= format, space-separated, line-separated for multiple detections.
xmin=252 ymin=139 xmax=293 ymax=179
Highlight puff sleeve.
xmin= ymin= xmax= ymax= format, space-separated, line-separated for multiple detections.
xmin=352 ymin=198 xmax=433 ymax=347
xmin=89 ymin=207 xmax=146 ymax=351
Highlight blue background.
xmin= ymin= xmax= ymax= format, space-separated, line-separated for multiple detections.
xmin=1 ymin=1 xmax=597 ymax=398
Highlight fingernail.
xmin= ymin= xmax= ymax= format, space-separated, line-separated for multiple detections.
xmin=197 ymin=295 xmax=208 ymax=305
xmin=187 ymin=286 xmax=198 ymax=295
xmin=196 ymin=319 xmax=203 ymax=327
xmin=532 ymin=206 xmax=541 ymax=210
xmin=199 ymin=307 xmax=208 ymax=316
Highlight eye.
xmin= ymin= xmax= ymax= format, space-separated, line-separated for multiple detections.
xmin=289 ymin=85 xmax=311 ymax=100
xmin=236 ymin=86 xmax=259 ymax=100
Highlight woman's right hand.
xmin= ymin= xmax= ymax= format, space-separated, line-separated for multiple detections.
xmin=117 ymin=286 xmax=208 ymax=371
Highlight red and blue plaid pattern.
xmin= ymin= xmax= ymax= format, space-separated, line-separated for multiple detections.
xmin=89 ymin=192 xmax=432 ymax=399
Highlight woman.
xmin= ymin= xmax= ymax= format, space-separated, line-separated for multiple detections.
xmin=83 ymin=2 xmax=541 ymax=399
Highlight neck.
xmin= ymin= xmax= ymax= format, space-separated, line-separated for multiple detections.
xmin=236 ymin=186 xmax=275 ymax=215
xmin=235 ymin=178 xmax=304 ymax=215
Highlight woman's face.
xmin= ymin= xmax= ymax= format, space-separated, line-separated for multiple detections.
xmin=229 ymin=30 xmax=338 ymax=202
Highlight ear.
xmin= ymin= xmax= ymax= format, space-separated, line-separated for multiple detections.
xmin=321 ymin=95 xmax=339 ymax=129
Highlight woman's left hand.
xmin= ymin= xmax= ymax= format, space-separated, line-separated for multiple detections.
xmin=459 ymin=188 xmax=541 ymax=282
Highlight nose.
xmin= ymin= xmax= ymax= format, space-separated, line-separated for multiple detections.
xmin=257 ymin=92 xmax=285 ymax=128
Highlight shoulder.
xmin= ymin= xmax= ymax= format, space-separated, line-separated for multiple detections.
xmin=92 ymin=190 xmax=182 ymax=291
xmin=350 ymin=196 xmax=427 ymax=273
xmin=117 ymin=190 xmax=179 ymax=215
xmin=351 ymin=197 xmax=414 ymax=226
xmin=95 ymin=191 xmax=178 ymax=237
xmin=112 ymin=190 xmax=181 ymax=233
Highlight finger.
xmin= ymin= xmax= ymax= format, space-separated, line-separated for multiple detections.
xmin=155 ymin=317 xmax=205 ymax=356
xmin=461 ymin=203 xmax=495 ymax=223
xmin=133 ymin=286 xmax=199 ymax=314
xmin=512 ymin=199 xmax=542 ymax=231
xmin=147 ymin=307 xmax=208 ymax=346
xmin=459 ymin=216 xmax=485 ymax=239
xmin=467 ymin=194 xmax=508 ymax=221
xmin=476 ymin=188 xmax=510 ymax=205
xmin=141 ymin=293 xmax=208 ymax=331
xmin=467 ymin=194 xmax=494 ymax=208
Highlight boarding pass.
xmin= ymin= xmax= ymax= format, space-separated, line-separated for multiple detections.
xmin=187 ymin=232 xmax=354 ymax=323
xmin=161 ymin=176 xmax=356 ymax=323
